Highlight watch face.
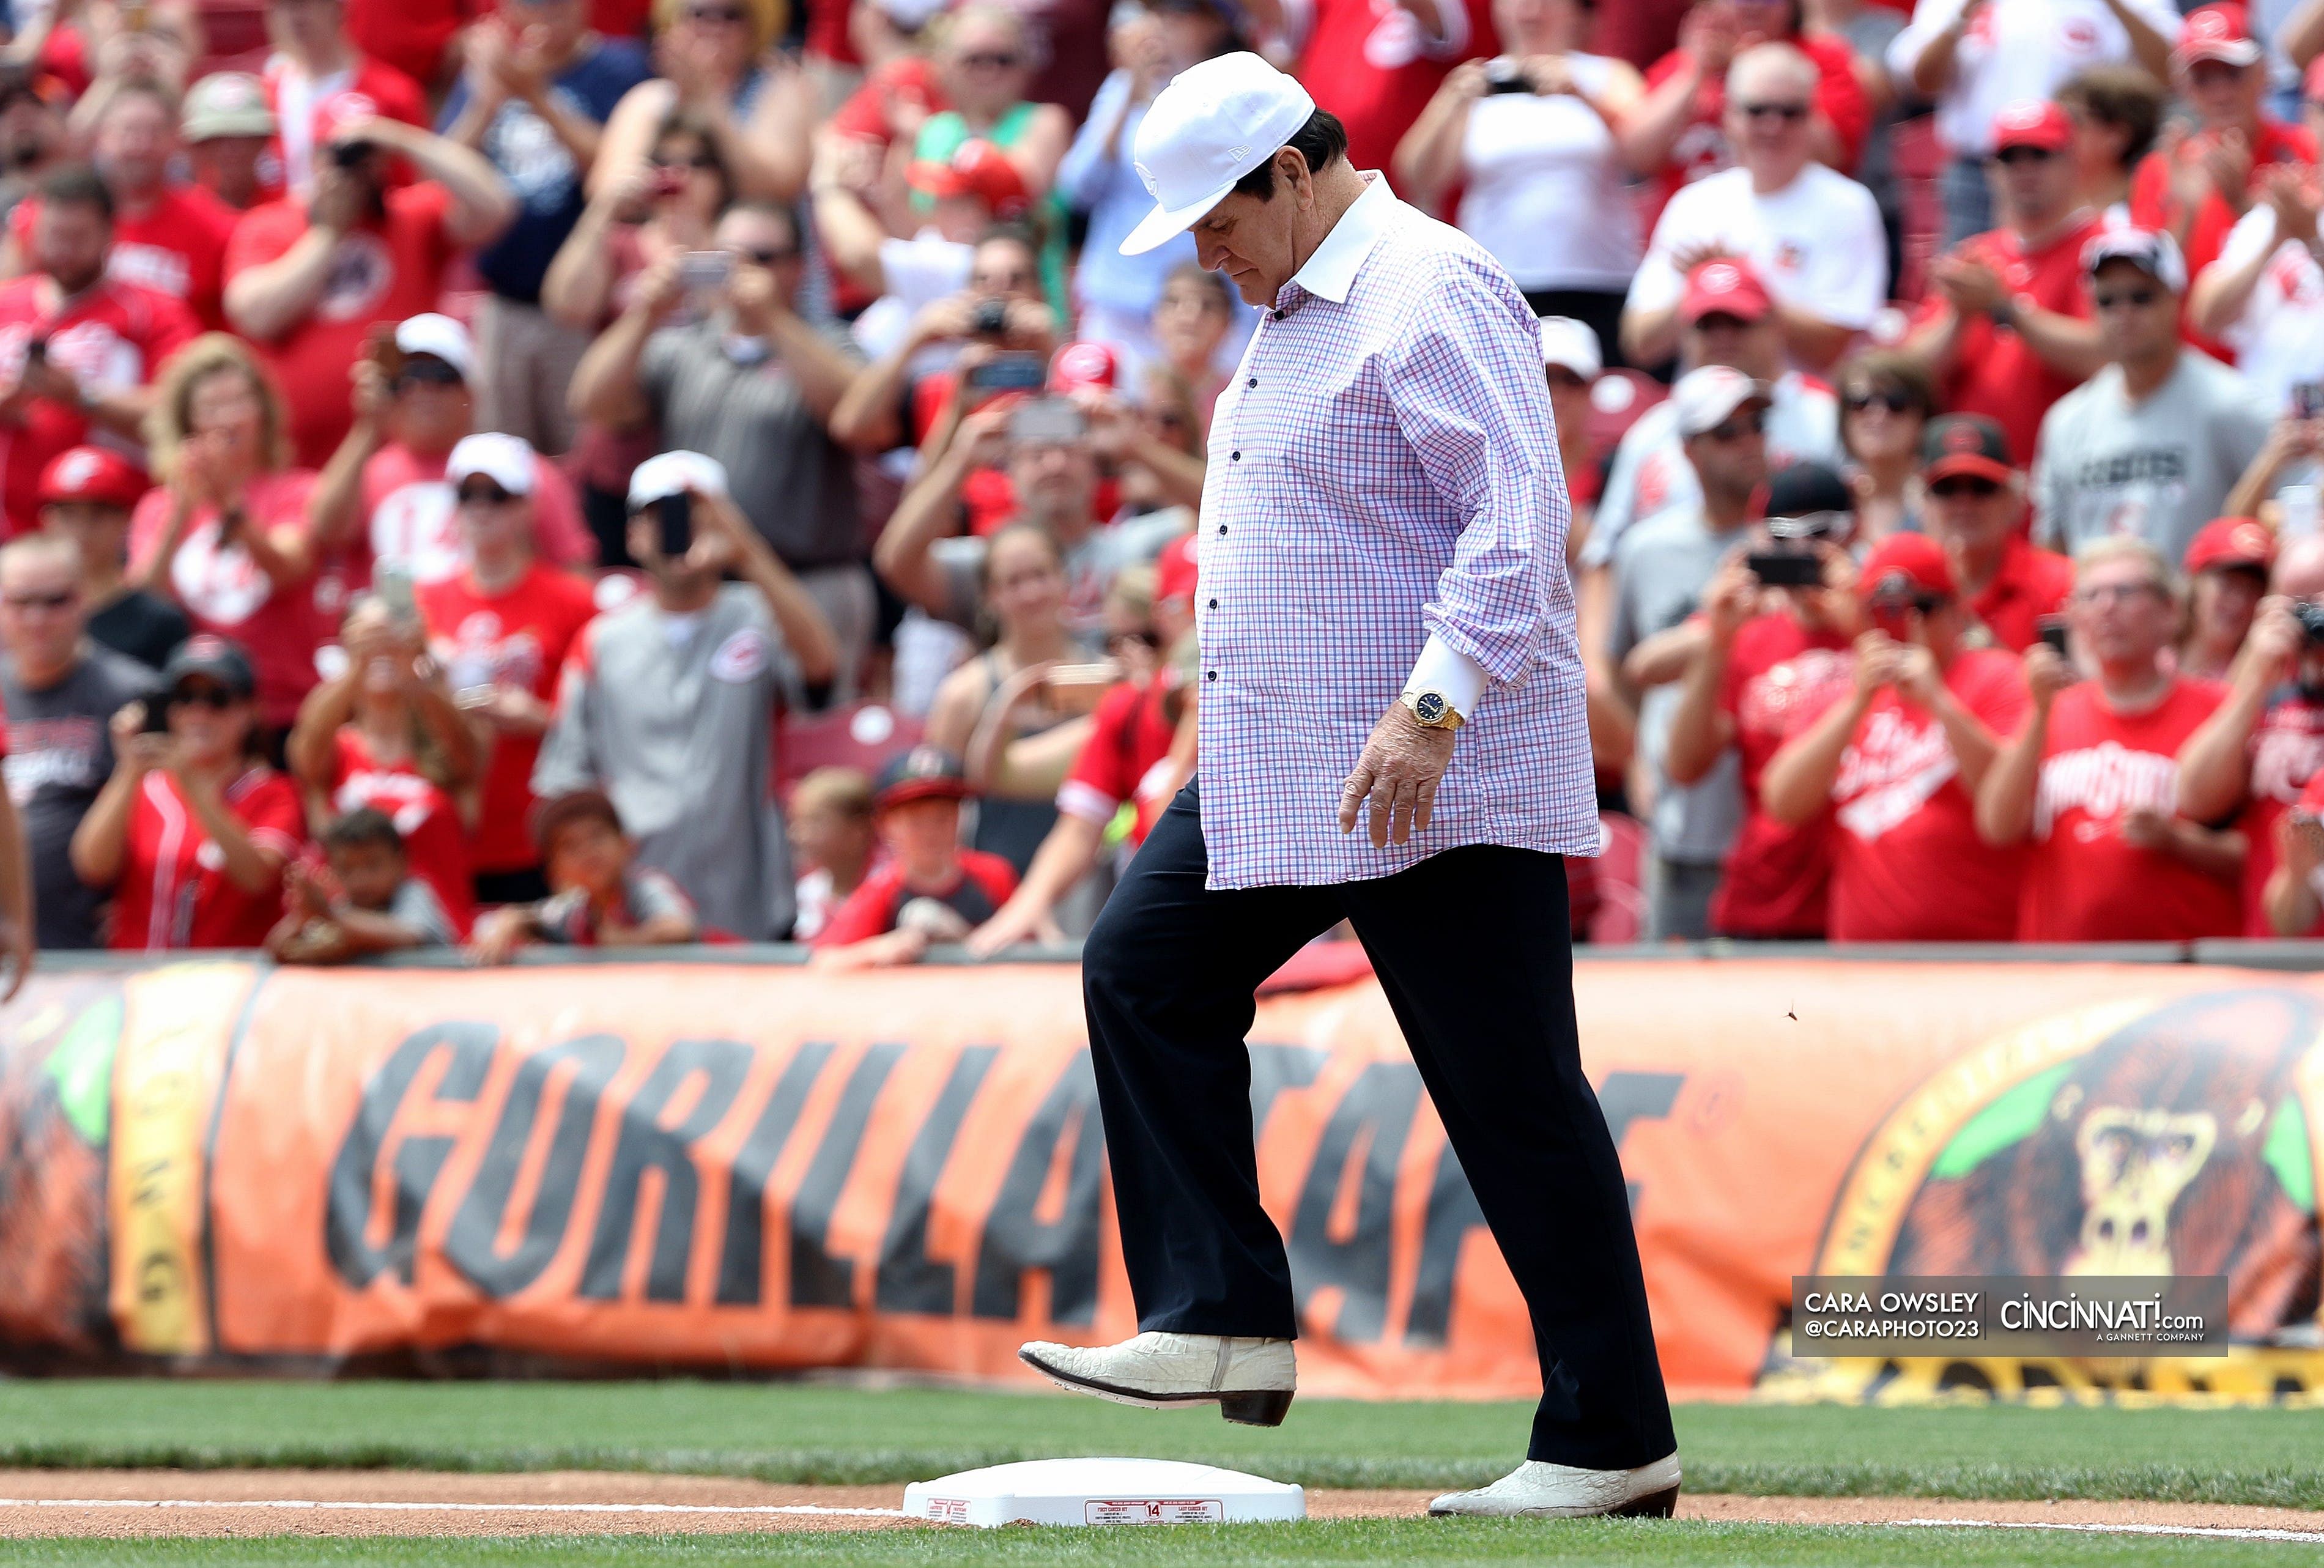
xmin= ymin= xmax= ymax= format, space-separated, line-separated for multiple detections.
xmin=1415 ymin=692 xmax=1446 ymax=724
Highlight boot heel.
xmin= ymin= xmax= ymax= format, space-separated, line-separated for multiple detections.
xmin=1611 ymin=1484 xmax=1679 ymax=1518
xmin=1218 ymin=1389 xmax=1293 ymax=1427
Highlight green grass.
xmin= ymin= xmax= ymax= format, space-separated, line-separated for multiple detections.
xmin=1 ymin=1381 xmax=2321 ymax=1508
xmin=2 ymin=1523 xmax=2323 ymax=1568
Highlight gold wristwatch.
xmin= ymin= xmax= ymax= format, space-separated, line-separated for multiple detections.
xmin=1403 ymin=689 xmax=1466 ymax=731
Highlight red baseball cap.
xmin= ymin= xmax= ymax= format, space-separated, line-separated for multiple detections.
xmin=311 ymin=91 xmax=380 ymax=152
xmin=2177 ymin=2 xmax=2263 ymax=68
xmin=2184 ymin=516 xmax=2276 ymax=575
xmin=1155 ymin=532 xmax=1199 ymax=605
xmin=908 ymin=138 xmax=1030 ymax=220
xmin=38 ymin=445 xmax=146 ymax=509
xmin=1681 ymin=259 xmax=1772 ymax=325
xmin=1049 ymin=341 xmax=1119 ymax=394
xmin=1859 ymin=531 xmax=1956 ymax=604
xmin=1991 ymin=100 xmax=2073 ymax=154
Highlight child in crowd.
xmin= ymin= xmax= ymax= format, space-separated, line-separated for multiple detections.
xmin=788 ymin=766 xmax=878 ymax=941
xmin=266 ymin=809 xmax=456 ymax=964
xmin=469 ymin=790 xmax=699 ymax=963
xmin=812 ymin=748 xmax=1019 ymax=969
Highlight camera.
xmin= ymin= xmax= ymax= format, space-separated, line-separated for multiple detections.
xmin=330 ymin=139 xmax=374 ymax=169
xmin=1482 ymin=56 xmax=1532 ymax=94
xmin=965 ymin=352 xmax=1046 ymax=392
xmin=2293 ymin=599 xmax=2324 ymax=646
xmin=2037 ymin=616 xmax=2070 ymax=656
xmin=970 ymin=298 xmax=1010 ymax=338
xmin=2297 ymin=382 xmax=2324 ymax=421
xmin=1744 ymin=549 xmax=1822 ymax=588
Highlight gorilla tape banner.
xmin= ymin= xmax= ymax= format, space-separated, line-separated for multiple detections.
xmin=0 ymin=958 xmax=2318 ymax=1397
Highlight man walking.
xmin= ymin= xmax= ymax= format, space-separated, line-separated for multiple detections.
xmin=1016 ymin=51 xmax=1678 ymax=1520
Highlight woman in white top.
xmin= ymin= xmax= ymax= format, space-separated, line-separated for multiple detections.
xmin=1392 ymin=0 xmax=1648 ymax=361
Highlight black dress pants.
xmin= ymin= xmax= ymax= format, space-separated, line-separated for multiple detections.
xmin=1080 ymin=779 xmax=1676 ymax=1470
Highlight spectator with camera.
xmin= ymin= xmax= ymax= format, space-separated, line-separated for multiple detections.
xmin=2030 ymin=228 xmax=2270 ymax=569
xmin=532 ymin=451 xmax=838 ymax=941
xmin=40 ymin=445 xmax=187 ymax=669
xmin=1897 ymin=102 xmax=2107 ymax=470
xmin=0 ymin=531 xmax=158 ymax=950
xmin=0 ymin=164 xmax=198 ymax=537
xmin=1608 ymin=366 xmax=1771 ymax=940
xmin=439 ymin=0 xmax=652 ymax=454
xmin=813 ymin=136 xmax=1031 ymax=361
xmin=416 ymin=432 xmax=600 ymax=907
xmin=70 ymin=635 xmax=305 ymax=950
xmin=590 ymin=0 xmax=818 ymax=205
xmin=812 ymin=745 xmax=1020 ymax=968
xmin=1917 ymin=415 xmax=2074 ymax=653
xmin=258 ymin=0 xmax=429 ymax=199
xmin=2179 ymin=516 xmax=2273 ymax=682
xmin=1392 ymin=0 xmax=1648 ymax=357
xmin=570 ymin=199 xmax=877 ymax=695
xmin=223 ymin=93 xmax=516 ymax=468
xmin=1977 ymin=536 xmax=2243 ymax=941
xmin=469 ymin=786 xmax=698 ymax=960
xmin=1621 ymin=42 xmax=1887 ymax=371
xmin=2177 ymin=533 xmax=2324 ymax=934
xmin=1761 ymin=531 xmax=2029 ymax=941
xmin=1660 ymin=461 xmax=1860 ymax=940
xmin=267 ymin=805 xmax=456 ymax=962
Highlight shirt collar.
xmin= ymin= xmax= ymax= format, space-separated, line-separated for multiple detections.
xmin=1282 ymin=172 xmax=1397 ymax=308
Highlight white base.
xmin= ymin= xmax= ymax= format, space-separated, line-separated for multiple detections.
xmin=903 ymin=1458 xmax=1306 ymax=1528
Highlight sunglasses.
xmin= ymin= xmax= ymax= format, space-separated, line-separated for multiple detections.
xmin=1737 ymin=100 xmax=1810 ymax=122
xmin=1845 ymin=388 xmax=1917 ymax=415
xmin=457 ymin=483 xmax=516 ymax=507
xmin=2 ymin=588 xmax=74 ymax=610
xmin=168 ymin=686 xmax=239 ymax=711
xmin=1928 ymin=476 xmax=2002 ymax=499
xmin=396 ymin=358 xmax=465 ymax=388
xmin=681 ymin=4 xmax=744 ymax=20
xmin=959 ymin=50 xmax=1023 ymax=68
xmin=2093 ymin=287 xmax=2161 ymax=312
xmin=1993 ymin=146 xmax=2057 ymax=166
xmin=735 ymin=244 xmax=797 ymax=265
xmin=1702 ymin=409 xmax=1767 ymax=442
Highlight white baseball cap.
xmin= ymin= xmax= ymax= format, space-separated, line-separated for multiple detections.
xmin=1120 ymin=51 xmax=1316 ymax=257
xmin=2082 ymin=226 xmax=2188 ymax=295
xmin=1671 ymin=365 xmax=1771 ymax=437
xmin=446 ymin=432 xmax=536 ymax=497
xmin=395 ymin=312 xmax=475 ymax=380
xmin=1538 ymin=316 xmax=1603 ymax=380
xmin=628 ymin=449 xmax=729 ymax=510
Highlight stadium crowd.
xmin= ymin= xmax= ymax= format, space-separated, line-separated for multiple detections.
xmin=6 ymin=0 xmax=2324 ymax=985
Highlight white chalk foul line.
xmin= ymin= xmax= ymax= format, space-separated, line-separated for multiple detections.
xmin=1901 ymin=1517 xmax=2324 ymax=1543
xmin=0 ymin=1498 xmax=909 ymax=1519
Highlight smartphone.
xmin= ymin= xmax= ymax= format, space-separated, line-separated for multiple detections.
xmin=330 ymin=139 xmax=374 ymax=169
xmin=1009 ymin=398 xmax=1087 ymax=446
xmin=677 ymin=250 xmax=733 ymax=291
xmin=1045 ymin=659 xmax=1125 ymax=714
xmin=139 ymin=697 xmax=171 ymax=735
xmin=654 ymin=491 xmax=693 ymax=559
xmin=1482 ymin=57 xmax=1532 ymax=94
xmin=23 ymin=336 xmax=46 ymax=366
xmin=2037 ymin=615 xmax=2070 ymax=656
xmin=2297 ymin=382 xmax=2324 ymax=421
xmin=375 ymin=561 xmax=418 ymax=624
xmin=365 ymin=326 xmax=404 ymax=379
xmin=1745 ymin=550 xmax=1823 ymax=588
xmin=965 ymin=352 xmax=1047 ymax=393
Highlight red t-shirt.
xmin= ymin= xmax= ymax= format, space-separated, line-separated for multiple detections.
xmin=2238 ymin=689 xmax=2324 ymax=935
xmin=1792 ymin=646 xmax=2030 ymax=942
xmin=346 ymin=0 xmax=476 ymax=93
xmin=1911 ymin=213 xmax=2104 ymax=466
xmin=1640 ymin=30 xmax=1870 ymax=227
xmin=11 ymin=186 xmax=237 ymax=332
xmin=225 ymin=182 xmax=456 ymax=468
xmin=417 ymin=562 xmax=599 ymax=874
xmin=0 ymin=276 xmax=198 ymax=537
xmin=2019 ymin=678 xmax=2238 ymax=941
xmin=1970 ymin=538 xmax=2075 ymax=654
xmin=1057 ymin=678 xmax=1180 ymax=846
xmin=129 ymin=471 xmax=327 ymax=729
xmin=1294 ymin=0 xmax=1495 ymax=175
xmin=2131 ymin=119 xmax=2319 ymax=360
xmin=111 ymin=766 xmax=305 ymax=950
xmin=1708 ymin=615 xmax=1853 ymax=939
xmin=813 ymin=850 xmax=1020 ymax=947
xmin=326 ymin=727 xmax=475 ymax=935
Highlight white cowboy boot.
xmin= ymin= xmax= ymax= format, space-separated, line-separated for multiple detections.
xmin=1018 ymin=1331 xmax=1297 ymax=1426
xmin=1429 ymin=1452 xmax=1682 ymax=1518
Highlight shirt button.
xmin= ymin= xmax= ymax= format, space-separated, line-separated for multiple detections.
xmin=1246 ymin=377 xmax=1257 ymax=388
xmin=1230 ymin=450 xmax=1240 ymax=460
xmin=1205 ymin=670 xmax=1217 ymax=682
xmin=1207 ymin=597 xmax=1218 ymax=609
xmin=1216 ymin=523 xmax=1226 ymax=535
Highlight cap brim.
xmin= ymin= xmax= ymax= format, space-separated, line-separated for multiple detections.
xmin=2179 ymin=42 xmax=2264 ymax=66
xmin=1120 ymin=178 xmax=1236 ymax=256
xmin=877 ymin=780 xmax=970 ymax=810
xmin=1923 ymin=454 xmax=2015 ymax=485
xmin=1682 ymin=388 xmax=1771 ymax=436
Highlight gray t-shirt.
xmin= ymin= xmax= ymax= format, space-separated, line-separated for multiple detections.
xmin=384 ymin=877 xmax=456 ymax=946
xmin=1 ymin=646 xmax=160 ymax=949
xmin=2031 ymin=355 xmax=2272 ymax=568
xmin=533 ymin=584 xmax=804 ymax=940
xmin=930 ymin=509 xmax=1191 ymax=637
xmin=637 ymin=317 xmax=867 ymax=572
xmin=1607 ymin=506 xmax=1751 ymax=866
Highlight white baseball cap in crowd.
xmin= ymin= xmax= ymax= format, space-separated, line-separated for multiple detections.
xmin=2082 ymin=226 xmax=2188 ymax=295
xmin=446 ymin=432 xmax=536 ymax=497
xmin=1538 ymin=316 xmax=1604 ymax=380
xmin=182 ymin=72 xmax=275 ymax=142
xmin=1671 ymin=364 xmax=1772 ymax=437
xmin=394 ymin=312 xmax=475 ymax=380
xmin=628 ymin=449 xmax=730 ymax=509
xmin=1120 ymin=51 xmax=1316 ymax=257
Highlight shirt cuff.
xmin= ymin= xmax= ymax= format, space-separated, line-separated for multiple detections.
xmin=1403 ymin=634 xmax=1488 ymax=721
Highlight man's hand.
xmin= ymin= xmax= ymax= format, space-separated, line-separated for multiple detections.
xmin=1851 ymin=629 xmax=1903 ymax=696
xmin=2200 ymin=127 xmax=2254 ymax=209
xmin=2119 ymin=803 xmax=2177 ymax=851
xmin=2260 ymin=162 xmax=2322 ymax=246
xmin=2021 ymin=642 xmax=2076 ymax=710
xmin=1892 ymin=644 xmax=1944 ymax=707
xmin=1931 ymin=253 xmax=2007 ymax=317
xmin=1679 ymin=0 xmax=1741 ymax=73
xmin=1338 ymin=700 xmax=1457 ymax=848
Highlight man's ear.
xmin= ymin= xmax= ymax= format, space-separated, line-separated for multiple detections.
xmin=1281 ymin=147 xmax=1313 ymax=204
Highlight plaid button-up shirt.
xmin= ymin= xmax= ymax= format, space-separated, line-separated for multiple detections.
xmin=1194 ymin=175 xmax=1597 ymax=889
